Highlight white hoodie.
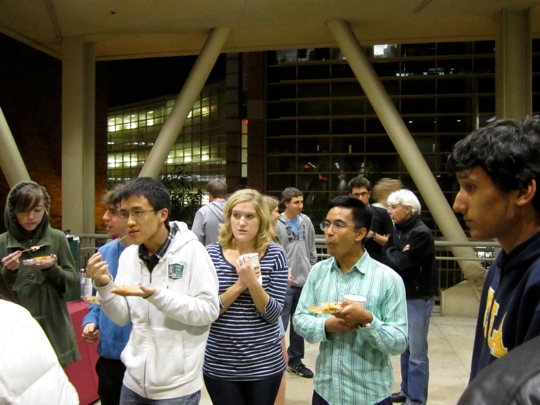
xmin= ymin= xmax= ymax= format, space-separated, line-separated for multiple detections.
xmin=0 ymin=300 xmax=79 ymax=404
xmin=97 ymin=221 xmax=219 ymax=400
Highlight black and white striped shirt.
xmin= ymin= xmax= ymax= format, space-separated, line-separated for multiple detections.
xmin=203 ymin=242 xmax=288 ymax=380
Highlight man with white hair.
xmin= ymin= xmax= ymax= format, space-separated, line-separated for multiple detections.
xmin=382 ymin=189 xmax=436 ymax=405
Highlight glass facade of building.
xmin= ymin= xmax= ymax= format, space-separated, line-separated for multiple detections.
xmin=106 ymin=40 xmax=539 ymax=235
xmin=107 ymin=82 xmax=227 ymax=189
xmin=265 ymin=41 xmax=540 ymax=234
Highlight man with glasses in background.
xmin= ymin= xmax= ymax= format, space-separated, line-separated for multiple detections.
xmin=348 ymin=176 xmax=394 ymax=262
xmin=87 ymin=177 xmax=219 ymax=404
xmin=294 ymin=195 xmax=407 ymax=405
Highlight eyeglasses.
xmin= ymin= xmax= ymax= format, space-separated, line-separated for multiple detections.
xmin=320 ymin=220 xmax=356 ymax=232
xmin=107 ymin=208 xmax=120 ymax=216
xmin=351 ymin=192 xmax=370 ymax=198
xmin=118 ymin=209 xmax=156 ymax=221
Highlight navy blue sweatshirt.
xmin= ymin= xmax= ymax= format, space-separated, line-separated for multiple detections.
xmin=470 ymin=230 xmax=540 ymax=380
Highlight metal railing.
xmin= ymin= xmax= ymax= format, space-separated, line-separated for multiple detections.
xmin=75 ymin=233 xmax=499 ymax=298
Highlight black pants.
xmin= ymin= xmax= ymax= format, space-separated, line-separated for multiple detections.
xmin=95 ymin=356 xmax=126 ymax=405
xmin=204 ymin=373 xmax=282 ymax=405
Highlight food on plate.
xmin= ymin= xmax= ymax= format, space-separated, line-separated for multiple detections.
xmin=32 ymin=255 xmax=54 ymax=261
xmin=86 ymin=296 xmax=100 ymax=305
xmin=111 ymin=284 xmax=144 ymax=295
xmin=308 ymin=301 xmax=343 ymax=314
xmin=22 ymin=255 xmax=55 ymax=266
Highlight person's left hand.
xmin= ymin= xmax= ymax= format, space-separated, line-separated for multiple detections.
xmin=334 ymin=299 xmax=372 ymax=326
xmin=324 ymin=316 xmax=358 ymax=333
xmin=287 ymin=274 xmax=294 ymax=288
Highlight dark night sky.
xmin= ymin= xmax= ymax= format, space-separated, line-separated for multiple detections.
xmin=104 ymin=54 xmax=227 ymax=107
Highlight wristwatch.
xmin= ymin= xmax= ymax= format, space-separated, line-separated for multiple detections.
xmin=359 ymin=322 xmax=371 ymax=328
xmin=370 ymin=231 xmax=377 ymax=239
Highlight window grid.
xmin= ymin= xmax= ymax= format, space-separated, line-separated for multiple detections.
xmin=265 ymin=41 xmax=540 ymax=237
xmin=107 ymin=83 xmax=226 ymax=189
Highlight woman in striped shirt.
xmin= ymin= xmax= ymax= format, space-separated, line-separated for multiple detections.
xmin=203 ymin=189 xmax=288 ymax=405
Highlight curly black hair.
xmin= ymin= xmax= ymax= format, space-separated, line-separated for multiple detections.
xmin=447 ymin=116 xmax=540 ymax=212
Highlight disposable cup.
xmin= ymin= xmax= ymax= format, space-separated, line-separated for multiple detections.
xmin=244 ymin=253 xmax=262 ymax=284
xmin=343 ymin=294 xmax=367 ymax=307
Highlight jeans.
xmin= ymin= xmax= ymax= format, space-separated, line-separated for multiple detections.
xmin=96 ymin=357 xmax=126 ymax=405
xmin=204 ymin=374 xmax=282 ymax=405
xmin=280 ymin=286 xmax=304 ymax=367
xmin=120 ymin=385 xmax=201 ymax=404
xmin=400 ymin=297 xmax=434 ymax=405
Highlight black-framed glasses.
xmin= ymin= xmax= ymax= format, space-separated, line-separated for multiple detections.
xmin=320 ymin=220 xmax=356 ymax=232
xmin=351 ymin=191 xmax=370 ymax=198
xmin=118 ymin=209 xmax=156 ymax=221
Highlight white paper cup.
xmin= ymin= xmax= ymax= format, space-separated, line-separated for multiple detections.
xmin=82 ymin=278 xmax=93 ymax=299
xmin=243 ymin=253 xmax=262 ymax=284
xmin=343 ymin=294 xmax=367 ymax=307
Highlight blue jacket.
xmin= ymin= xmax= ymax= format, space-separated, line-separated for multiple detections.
xmin=82 ymin=240 xmax=131 ymax=360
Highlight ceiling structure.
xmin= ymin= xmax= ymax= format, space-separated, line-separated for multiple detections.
xmin=1 ymin=0 xmax=539 ymax=61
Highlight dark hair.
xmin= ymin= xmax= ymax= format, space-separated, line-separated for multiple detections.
xmin=328 ymin=195 xmax=372 ymax=231
xmin=281 ymin=187 xmax=303 ymax=204
xmin=347 ymin=176 xmax=371 ymax=194
xmin=12 ymin=183 xmax=50 ymax=214
xmin=119 ymin=177 xmax=171 ymax=219
xmin=447 ymin=116 xmax=540 ymax=211
xmin=207 ymin=179 xmax=228 ymax=198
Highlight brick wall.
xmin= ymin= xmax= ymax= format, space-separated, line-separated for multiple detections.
xmin=0 ymin=33 xmax=108 ymax=234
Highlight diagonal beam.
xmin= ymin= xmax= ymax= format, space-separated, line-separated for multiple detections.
xmin=326 ymin=18 xmax=486 ymax=298
xmin=139 ymin=27 xmax=230 ymax=178
xmin=0 ymin=106 xmax=30 ymax=185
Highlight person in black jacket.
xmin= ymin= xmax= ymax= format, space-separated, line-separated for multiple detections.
xmin=348 ymin=175 xmax=394 ymax=262
xmin=382 ymin=189 xmax=436 ymax=405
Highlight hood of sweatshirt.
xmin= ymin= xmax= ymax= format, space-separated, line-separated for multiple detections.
xmin=4 ymin=181 xmax=51 ymax=243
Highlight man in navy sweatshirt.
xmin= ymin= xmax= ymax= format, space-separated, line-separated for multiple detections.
xmin=447 ymin=116 xmax=540 ymax=381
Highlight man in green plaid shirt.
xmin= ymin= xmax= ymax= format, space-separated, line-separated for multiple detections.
xmin=294 ymin=195 xmax=408 ymax=405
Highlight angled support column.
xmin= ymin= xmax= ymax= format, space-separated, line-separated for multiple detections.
xmin=0 ymin=107 xmax=30 ymax=185
xmin=326 ymin=19 xmax=485 ymax=298
xmin=139 ymin=27 xmax=231 ymax=178
xmin=496 ymin=9 xmax=532 ymax=119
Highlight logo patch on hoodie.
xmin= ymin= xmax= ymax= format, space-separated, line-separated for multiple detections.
xmin=169 ymin=261 xmax=186 ymax=280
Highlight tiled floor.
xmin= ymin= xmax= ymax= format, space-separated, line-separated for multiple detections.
xmin=200 ymin=315 xmax=477 ymax=405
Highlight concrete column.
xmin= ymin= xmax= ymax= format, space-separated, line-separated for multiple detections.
xmin=326 ymin=19 xmax=485 ymax=297
xmin=83 ymin=45 xmax=96 ymax=235
xmin=0 ymin=107 xmax=30 ymax=185
xmin=225 ymin=53 xmax=243 ymax=191
xmin=139 ymin=27 xmax=231 ymax=178
xmin=62 ymin=37 xmax=95 ymax=235
xmin=496 ymin=9 xmax=532 ymax=120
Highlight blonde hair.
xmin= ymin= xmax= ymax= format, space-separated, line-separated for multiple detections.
xmin=372 ymin=178 xmax=403 ymax=206
xmin=263 ymin=195 xmax=279 ymax=212
xmin=219 ymin=189 xmax=276 ymax=253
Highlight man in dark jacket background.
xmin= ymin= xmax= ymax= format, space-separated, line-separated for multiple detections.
xmin=382 ymin=189 xmax=436 ymax=405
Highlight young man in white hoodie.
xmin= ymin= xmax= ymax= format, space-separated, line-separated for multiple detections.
xmin=88 ymin=177 xmax=220 ymax=404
